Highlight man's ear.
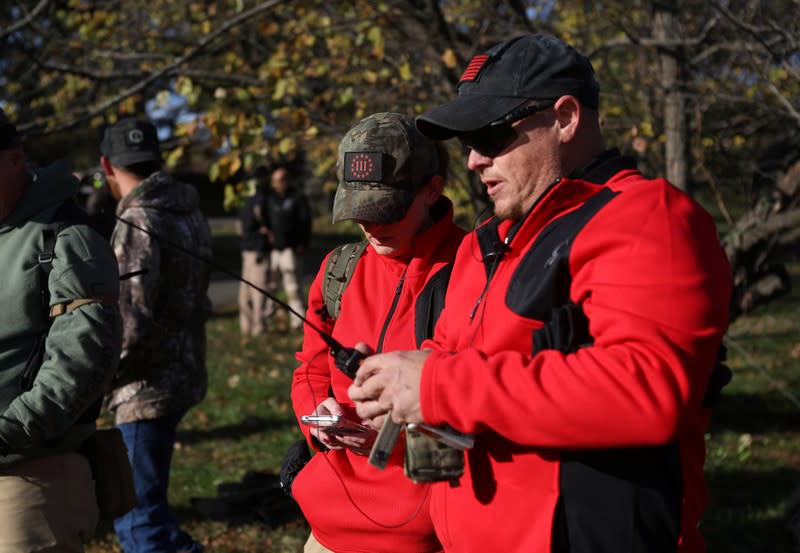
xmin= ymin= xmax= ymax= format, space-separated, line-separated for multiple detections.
xmin=553 ymin=95 xmax=581 ymax=144
xmin=422 ymin=175 xmax=445 ymax=205
xmin=99 ymin=155 xmax=114 ymax=177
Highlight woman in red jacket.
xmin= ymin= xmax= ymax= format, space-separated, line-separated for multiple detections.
xmin=290 ymin=112 xmax=466 ymax=553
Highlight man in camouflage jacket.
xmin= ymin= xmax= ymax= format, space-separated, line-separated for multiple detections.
xmin=100 ymin=118 xmax=212 ymax=553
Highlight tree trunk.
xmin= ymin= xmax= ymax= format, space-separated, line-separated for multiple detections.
xmin=652 ymin=0 xmax=690 ymax=193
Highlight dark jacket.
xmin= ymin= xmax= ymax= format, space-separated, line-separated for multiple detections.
xmin=239 ymin=188 xmax=270 ymax=253
xmin=266 ymin=187 xmax=311 ymax=250
xmin=108 ymin=171 xmax=212 ymax=424
xmin=0 ymin=162 xmax=122 ymax=467
xmin=420 ymin=152 xmax=732 ymax=553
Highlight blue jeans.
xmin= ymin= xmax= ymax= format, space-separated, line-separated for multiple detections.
xmin=114 ymin=416 xmax=203 ymax=553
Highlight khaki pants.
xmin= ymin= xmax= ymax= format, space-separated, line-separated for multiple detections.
xmin=0 ymin=453 xmax=98 ymax=553
xmin=269 ymin=247 xmax=305 ymax=329
xmin=304 ymin=532 xmax=334 ymax=553
xmin=239 ymin=250 xmax=270 ymax=336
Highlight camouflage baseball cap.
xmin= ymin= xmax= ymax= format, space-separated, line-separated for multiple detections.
xmin=332 ymin=112 xmax=442 ymax=224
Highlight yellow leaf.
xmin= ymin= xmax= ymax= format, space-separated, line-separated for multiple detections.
xmin=368 ymin=26 xmax=384 ymax=58
xmin=441 ymin=48 xmax=457 ymax=69
xmin=399 ymin=62 xmax=412 ymax=82
xmin=279 ymin=137 xmax=295 ymax=155
xmin=156 ymin=90 xmax=171 ymax=107
xmin=272 ymin=78 xmax=288 ymax=101
xmin=202 ymin=20 xmax=211 ymax=34
xmin=165 ymin=146 xmax=184 ymax=169
xmin=177 ymin=77 xmax=194 ymax=98
xmin=230 ymin=156 xmax=242 ymax=175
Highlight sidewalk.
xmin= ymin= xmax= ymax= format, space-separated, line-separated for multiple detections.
xmin=205 ymin=217 xmax=349 ymax=315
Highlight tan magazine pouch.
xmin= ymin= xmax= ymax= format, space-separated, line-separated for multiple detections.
xmin=404 ymin=430 xmax=464 ymax=484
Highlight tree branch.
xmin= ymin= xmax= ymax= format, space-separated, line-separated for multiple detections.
xmin=0 ymin=0 xmax=51 ymax=41
xmin=18 ymin=0 xmax=285 ymax=135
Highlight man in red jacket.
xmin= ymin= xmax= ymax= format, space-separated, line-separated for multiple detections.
xmin=349 ymin=34 xmax=732 ymax=553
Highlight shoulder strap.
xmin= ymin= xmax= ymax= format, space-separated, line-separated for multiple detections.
xmin=322 ymin=240 xmax=368 ymax=320
xmin=37 ymin=199 xmax=94 ymax=315
xmin=20 ymin=199 xmax=107 ymax=393
xmin=414 ymin=264 xmax=454 ymax=347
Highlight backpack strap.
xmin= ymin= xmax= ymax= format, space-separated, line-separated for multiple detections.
xmin=19 ymin=199 xmax=114 ymax=401
xmin=20 ymin=212 xmax=67 ymax=392
xmin=414 ymin=264 xmax=454 ymax=347
xmin=322 ymin=240 xmax=368 ymax=321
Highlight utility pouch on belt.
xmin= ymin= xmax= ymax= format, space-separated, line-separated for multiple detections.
xmin=404 ymin=428 xmax=464 ymax=484
xmin=79 ymin=428 xmax=137 ymax=521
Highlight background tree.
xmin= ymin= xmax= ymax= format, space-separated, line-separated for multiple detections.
xmin=2 ymin=0 xmax=798 ymax=316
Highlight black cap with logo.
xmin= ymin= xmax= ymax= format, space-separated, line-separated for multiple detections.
xmin=100 ymin=118 xmax=162 ymax=166
xmin=416 ymin=34 xmax=599 ymax=140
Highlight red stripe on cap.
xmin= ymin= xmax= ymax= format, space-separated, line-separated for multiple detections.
xmin=459 ymin=54 xmax=489 ymax=83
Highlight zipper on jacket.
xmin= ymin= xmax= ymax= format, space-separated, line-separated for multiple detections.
xmin=469 ymin=235 xmax=509 ymax=320
xmin=376 ymin=267 xmax=407 ymax=352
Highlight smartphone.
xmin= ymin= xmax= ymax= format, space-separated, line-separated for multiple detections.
xmin=300 ymin=414 xmax=371 ymax=435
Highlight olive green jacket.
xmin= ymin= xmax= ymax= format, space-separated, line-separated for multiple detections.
xmin=0 ymin=162 xmax=122 ymax=468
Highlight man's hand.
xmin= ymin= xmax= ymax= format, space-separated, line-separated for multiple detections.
xmin=348 ymin=349 xmax=430 ymax=427
xmin=307 ymin=397 xmax=376 ymax=453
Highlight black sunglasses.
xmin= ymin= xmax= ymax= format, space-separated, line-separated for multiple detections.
xmin=459 ymin=100 xmax=556 ymax=158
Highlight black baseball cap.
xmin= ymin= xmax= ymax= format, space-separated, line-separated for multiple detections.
xmin=416 ymin=34 xmax=599 ymax=140
xmin=0 ymin=107 xmax=22 ymax=150
xmin=100 ymin=118 xmax=162 ymax=166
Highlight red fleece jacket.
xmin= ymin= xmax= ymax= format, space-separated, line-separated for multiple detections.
xmin=291 ymin=199 xmax=465 ymax=553
xmin=420 ymin=169 xmax=732 ymax=552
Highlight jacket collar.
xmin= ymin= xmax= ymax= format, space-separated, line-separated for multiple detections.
xmin=486 ymin=149 xmax=636 ymax=255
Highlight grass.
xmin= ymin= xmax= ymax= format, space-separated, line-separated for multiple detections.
xmin=86 ymin=225 xmax=800 ymax=552
xmin=701 ymin=263 xmax=800 ymax=552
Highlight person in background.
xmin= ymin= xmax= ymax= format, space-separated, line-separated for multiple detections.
xmin=265 ymin=165 xmax=311 ymax=330
xmin=82 ymin=168 xmax=118 ymax=241
xmin=0 ymin=107 xmax=122 ymax=552
xmin=238 ymin=169 xmax=272 ymax=337
xmin=291 ymin=112 xmax=466 ymax=553
xmin=350 ymin=34 xmax=733 ymax=553
xmin=100 ymin=117 xmax=212 ymax=553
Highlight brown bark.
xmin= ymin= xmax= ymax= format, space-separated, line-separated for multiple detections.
xmin=652 ymin=0 xmax=689 ymax=192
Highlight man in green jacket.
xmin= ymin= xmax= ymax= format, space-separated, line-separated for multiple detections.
xmin=0 ymin=108 xmax=122 ymax=551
